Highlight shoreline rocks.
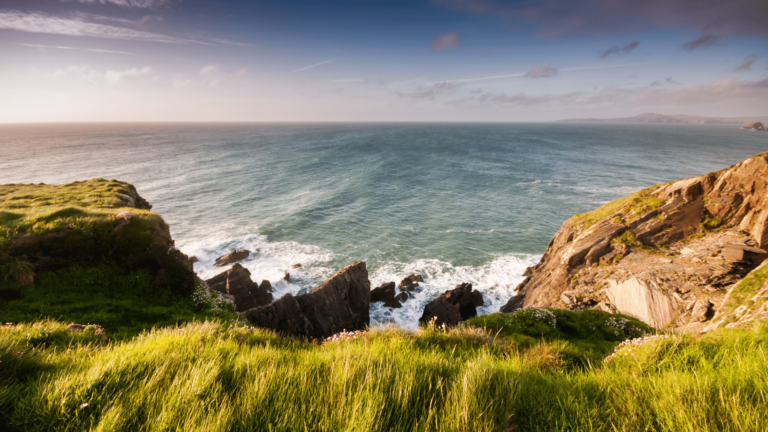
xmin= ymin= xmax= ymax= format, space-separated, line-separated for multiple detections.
xmin=371 ymin=282 xmax=402 ymax=308
xmin=419 ymin=283 xmax=484 ymax=327
xmin=214 ymin=249 xmax=250 ymax=267
xmin=205 ymin=263 xmax=272 ymax=312
xmin=245 ymin=261 xmax=371 ymax=339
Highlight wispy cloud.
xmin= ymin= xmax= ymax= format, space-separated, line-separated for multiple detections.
xmin=331 ymin=78 xmax=369 ymax=83
xmin=0 ymin=10 xmax=194 ymax=43
xmin=172 ymin=74 xmax=191 ymax=88
xmin=734 ymin=54 xmax=758 ymax=72
xmin=398 ymin=81 xmax=460 ymax=100
xmin=601 ymin=41 xmax=639 ymax=58
xmin=524 ymin=65 xmax=558 ymax=78
xmin=681 ymin=34 xmax=720 ymax=51
xmin=200 ymin=64 xmax=219 ymax=76
xmin=65 ymin=0 xmax=172 ymax=9
xmin=35 ymin=64 xmax=155 ymax=85
xmin=293 ymin=59 xmax=335 ymax=73
xmin=19 ymin=43 xmax=134 ymax=55
xmin=430 ymin=32 xmax=460 ymax=51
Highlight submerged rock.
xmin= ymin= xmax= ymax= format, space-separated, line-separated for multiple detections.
xmin=205 ymin=263 xmax=272 ymax=311
xmin=245 ymin=261 xmax=371 ymax=339
xmin=419 ymin=283 xmax=484 ymax=327
xmin=214 ymin=249 xmax=250 ymax=267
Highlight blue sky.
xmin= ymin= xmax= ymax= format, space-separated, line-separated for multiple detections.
xmin=0 ymin=0 xmax=766 ymax=122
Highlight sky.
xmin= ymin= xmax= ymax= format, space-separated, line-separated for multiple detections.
xmin=0 ymin=0 xmax=767 ymax=122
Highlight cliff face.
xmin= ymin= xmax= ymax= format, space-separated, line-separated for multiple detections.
xmin=501 ymin=153 xmax=768 ymax=332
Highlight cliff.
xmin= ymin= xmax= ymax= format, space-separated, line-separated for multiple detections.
xmin=501 ymin=152 xmax=768 ymax=332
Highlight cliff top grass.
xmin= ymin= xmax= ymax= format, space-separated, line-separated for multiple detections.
xmin=1 ymin=318 xmax=766 ymax=431
xmin=0 ymin=178 xmax=165 ymax=251
xmin=568 ymin=186 xmax=666 ymax=230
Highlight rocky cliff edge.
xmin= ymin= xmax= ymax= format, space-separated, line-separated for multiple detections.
xmin=501 ymin=152 xmax=768 ymax=332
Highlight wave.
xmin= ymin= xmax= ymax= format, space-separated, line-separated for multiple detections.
xmin=181 ymin=230 xmax=540 ymax=329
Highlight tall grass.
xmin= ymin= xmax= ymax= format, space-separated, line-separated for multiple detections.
xmin=1 ymin=319 xmax=766 ymax=431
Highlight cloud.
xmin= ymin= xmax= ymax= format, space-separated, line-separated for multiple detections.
xmin=19 ymin=43 xmax=134 ymax=55
xmin=0 ymin=10 xmax=193 ymax=43
xmin=35 ymin=64 xmax=154 ymax=85
xmin=600 ymin=41 xmax=639 ymax=58
xmin=447 ymin=76 xmax=768 ymax=109
xmin=734 ymin=54 xmax=758 ymax=72
xmin=234 ymin=68 xmax=248 ymax=77
xmin=432 ymin=0 xmax=768 ymax=37
xmin=105 ymin=66 xmax=152 ymax=84
xmin=681 ymin=34 xmax=721 ymax=51
xmin=65 ymin=0 xmax=172 ymax=8
xmin=293 ymin=59 xmax=335 ymax=73
xmin=398 ymin=81 xmax=460 ymax=100
xmin=200 ymin=64 xmax=219 ymax=76
xmin=524 ymin=65 xmax=558 ymax=78
xmin=430 ymin=32 xmax=460 ymax=51
xmin=172 ymin=74 xmax=191 ymax=88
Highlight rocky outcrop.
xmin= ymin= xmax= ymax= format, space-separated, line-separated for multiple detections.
xmin=244 ymin=261 xmax=370 ymax=339
xmin=214 ymin=250 xmax=250 ymax=267
xmin=501 ymin=152 xmax=768 ymax=332
xmin=371 ymin=282 xmax=402 ymax=308
xmin=419 ymin=283 xmax=484 ymax=327
xmin=743 ymin=122 xmax=765 ymax=131
xmin=205 ymin=263 xmax=272 ymax=312
xmin=399 ymin=274 xmax=423 ymax=292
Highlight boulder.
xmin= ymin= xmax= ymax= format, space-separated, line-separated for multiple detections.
xmin=743 ymin=122 xmax=765 ymax=131
xmin=690 ymin=299 xmax=713 ymax=322
xmin=371 ymin=282 xmax=402 ymax=308
xmin=205 ymin=263 xmax=272 ymax=312
xmin=214 ymin=249 xmax=250 ymax=267
xmin=244 ymin=261 xmax=371 ymax=339
xmin=605 ymin=277 xmax=675 ymax=328
xmin=399 ymin=274 xmax=423 ymax=291
xmin=419 ymin=283 xmax=484 ymax=327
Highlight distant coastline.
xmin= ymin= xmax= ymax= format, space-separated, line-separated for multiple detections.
xmin=556 ymin=112 xmax=767 ymax=125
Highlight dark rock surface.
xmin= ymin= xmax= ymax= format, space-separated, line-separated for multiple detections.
xmin=371 ymin=282 xmax=401 ymax=308
xmin=205 ymin=263 xmax=272 ymax=312
xmin=419 ymin=283 xmax=484 ymax=327
xmin=214 ymin=249 xmax=250 ymax=267
xmin=245 ymin=261 xmax=371 ymax=339
xmin=399 ymin=274 xmax=423 ymax=292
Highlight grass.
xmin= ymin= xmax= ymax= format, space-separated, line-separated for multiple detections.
xmin=0 ymin=179 xmax=165 ymax=251
xmin=0 ymin=318 xmax=766 ymax=431
xmin=568 ymin=187 xmax=666 ymax=230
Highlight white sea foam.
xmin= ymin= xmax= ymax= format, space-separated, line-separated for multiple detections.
xmin=181 ymin=229 xmax=540 ymax=329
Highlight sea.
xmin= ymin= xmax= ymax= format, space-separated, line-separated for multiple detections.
xmin=1 ymin=123 xmax=765 ymax=328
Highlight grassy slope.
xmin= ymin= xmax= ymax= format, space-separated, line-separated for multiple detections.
xmin=1 ymin=318 xmax=766 ymax=431
xmin=0 ymin=180 xmax=235 ymax=338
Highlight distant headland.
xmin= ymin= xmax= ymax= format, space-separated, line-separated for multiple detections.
xmin=556 ymin=112 xmax=767 ymax=125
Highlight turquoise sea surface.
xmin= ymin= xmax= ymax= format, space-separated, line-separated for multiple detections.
xmin=1 ymin=123 xmax=765 ymax=327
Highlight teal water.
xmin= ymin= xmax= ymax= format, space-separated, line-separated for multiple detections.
xmin=1 ymin=123 xmax=766 ymax=327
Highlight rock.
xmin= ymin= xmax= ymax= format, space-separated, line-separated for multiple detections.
xmin=722 ymin=243 xmax=768 ymax=264
xmin=259 ymin=280 xmax=273 ymax=293
xmin=690 ymin=299 xmax=713 ymax=322
xmin=394 ymin=292 xmax=409 ymax=303
xmin=399 ymin=275 xmax=422 ymax=291
xmin=284 ymin=272 xmax=290 ymax=281
xmin=244 ymin=262 xmax=371 ymax=339
xmin=419 ymin=283 xmax=484 ymax=327
xmin=214 ymin=250 xmax=250 ymax=267
xmin=205 ymin=264 xmax=272 ymax=312
xmin=292 ymin=263 xmax=302 ymax=268
xmin=189 ymin=256 xmax=199 ymax=264
xmin=605 ymin=277 xmax=675 ymax=328
xmin=371 ymin=282 xmax=402 ymax=308
xmin=681 ymin=247 xmax=695 ymax=255
xmin=743 ymin=122 xmax=765 ymax=131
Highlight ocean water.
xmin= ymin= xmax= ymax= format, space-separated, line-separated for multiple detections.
xmin=1 ymin=123 xmax=766 ymax=328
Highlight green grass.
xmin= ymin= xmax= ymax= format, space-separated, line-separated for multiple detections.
xmin=0 ymin=262 xmax=235 ymax=340
xmin=465 ymin=308 xmax=650 ymax=364
xmin=0 ymin=319 xmax=766 ymax=431
xmin=0 ymin=179 xmax=165 ymax=251
xmin=568 ymin=187 xmax=666 ymax=230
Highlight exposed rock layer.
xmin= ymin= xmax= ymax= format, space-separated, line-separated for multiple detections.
xmin=214 ymin=250 xmax=250 ymax=267
xmin=245 ymin=261 xmax=370 ymax=339
xmin=501 ymin=152 xmax=768 ymax=332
